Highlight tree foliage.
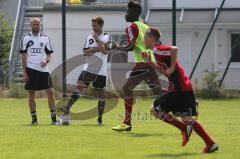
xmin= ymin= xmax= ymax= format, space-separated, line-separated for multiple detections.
xmin=0 ymin=13 xmax=13 ymax=85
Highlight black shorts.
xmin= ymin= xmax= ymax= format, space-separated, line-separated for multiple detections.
xmin=153 ymin=91 xmax=198 ymax=116
xmin=78 ymin=71 xmax=106 ymax=90
xmin=25 ymin=67 xmax=53 ymax=91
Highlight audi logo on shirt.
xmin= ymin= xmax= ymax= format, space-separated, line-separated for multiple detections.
xmin=30 ymin=48 xmax=43 ymax=54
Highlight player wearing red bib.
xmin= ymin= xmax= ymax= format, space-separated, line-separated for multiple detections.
xmin=143 ymin=28 xmax=218 ymax=153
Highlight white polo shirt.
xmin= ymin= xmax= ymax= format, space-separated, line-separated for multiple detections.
xmin=20 ymin=32 xmax=53 ymax=72
xmin=83 ymin=32 xmax=109 ymax=76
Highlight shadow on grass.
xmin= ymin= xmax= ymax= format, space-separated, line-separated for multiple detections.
xmin=22 ymin=123 xmax=107 ymax=127
xmin=22 ymin=124 xmax=53 ymax=127
xmin=80 ymin=124 xmax=106 ymax=127
xmin=126 ymin=132 xmax=164 ymax=138
xmin=146 ymin=152 xmax=201 ymax=158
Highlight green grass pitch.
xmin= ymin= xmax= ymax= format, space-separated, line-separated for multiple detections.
xmin=0 ymin=98 xmax=239 ymax=159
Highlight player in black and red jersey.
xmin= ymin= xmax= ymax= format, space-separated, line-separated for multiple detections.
xmin=142 ymin=28 xmax=218 ymax=153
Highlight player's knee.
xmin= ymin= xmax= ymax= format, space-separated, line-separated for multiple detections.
xmin=181 ymin=116 xmax=194 ymax=124
xmin=150 ymin=106 xmax=155 ymax=115
xmin=123 ymin=84 xmax=129 ymax=93
xmin=150 ymin=106 xmax=162 ymax=118
xmin=97 ymin=90 xmax=105 ymax=99
xmin=28 ymin=91 xmax=35 ymax=97
xmin=152 ymin=87 xmax=162 ymax=95
xmin=28 ymin=92 xmax=36 ymax=103
xmin=46 ymin=88 xmax=54 ymax=95
xmin=76 ymin=84 xmax=84 ymax=91
xmin=153 ymin=81 xmax=162 ymax=90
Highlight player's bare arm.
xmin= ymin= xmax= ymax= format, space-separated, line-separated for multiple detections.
xmin=96 ymin=41 xmax=108 ymax=55
xmin=84 ymin=33 xmax=108 ymax=56
xmin=116 ymin=25 xmax=137 ymax=52
xmin=41 ymin=54 xmax=52 ymax=68
xmin=83 ymin=47 xmax=100 ymax=56
xmin=83 ymin=43 xmax=107 ymax=56
xmin=21 ymin=53 xmax=29 ymax=83
xmin=141 ymin=52 xmax=166 ymax=74
xmin=117 ymin=41 xmax=135 ymax=51
xmin=165 ymin=46 xmax=178 ymax=76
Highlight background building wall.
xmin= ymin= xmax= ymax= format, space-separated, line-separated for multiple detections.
xmin=42 ymin=1 xmax=240 ymax=90
xmin=147 ymin=0 xmax=240 ymax=9
xmin=0 ymin=0 xmax=19 ymax=22
xmin=147 ymin=10 xmax=240 ymax=89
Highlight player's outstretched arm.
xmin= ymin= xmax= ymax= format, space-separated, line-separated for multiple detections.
xmin=117 ymin=41 xmax=135 ymax=51
xmin=116 ymin=23 xmax=138 ymax=52
xmin=141 ymin=52 xmax=166 ymax=74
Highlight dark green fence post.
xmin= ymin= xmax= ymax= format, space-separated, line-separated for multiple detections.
xmin=172 ymin=0 xmax=176 ymax=46
xmin=62 ymin=0 xmax=67 ymax=97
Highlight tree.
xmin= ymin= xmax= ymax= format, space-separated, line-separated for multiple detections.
xmin=0 ymin=13 xmax=13 ymax=85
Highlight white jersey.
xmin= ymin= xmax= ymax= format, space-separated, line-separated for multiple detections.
xmin=20 ymin=32 xmax=53 ymax=72
xmin=83 ymin=32 xmax=109 ymax=76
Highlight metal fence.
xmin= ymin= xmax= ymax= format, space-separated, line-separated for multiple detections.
xmin=24 ymin=0 xmax=130 ymax=7
xmin=27 ymin=0 xmax=45 ymax=7
xmin=44 ymin=0 xmax=129 ymax=4
xmin=95 ymin=0 xmax=129 ymax=3
xmin=8 ymin=0 xmax=26 ymax=82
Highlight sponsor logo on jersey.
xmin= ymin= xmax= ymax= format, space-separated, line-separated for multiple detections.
xmin=89 ymin=39 xmax=94 ymax=45
xmin=27 ymin=40 xmax=34 ymax=48
xmin=30 ymin=48 xmax=43 ymax=54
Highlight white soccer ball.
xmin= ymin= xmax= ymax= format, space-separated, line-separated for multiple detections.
xmin=58 ymin=115 xmax=71 ymax=126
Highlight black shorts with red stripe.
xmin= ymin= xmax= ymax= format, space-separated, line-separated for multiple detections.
xmin=153 ymin=91 xmax=198 ymax=117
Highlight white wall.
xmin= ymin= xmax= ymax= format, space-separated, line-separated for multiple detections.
xmin=148 ymin=0 xmax=240 ymax=9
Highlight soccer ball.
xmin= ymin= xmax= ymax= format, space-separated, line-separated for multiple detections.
xmin=58 ymin=115 xmax=71 ymax=126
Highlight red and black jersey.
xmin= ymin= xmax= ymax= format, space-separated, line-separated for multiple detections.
xmin=154 ymin=44 xmax=193 ymax=92
xmin=125 ymin=23 xmax=139 ymax=46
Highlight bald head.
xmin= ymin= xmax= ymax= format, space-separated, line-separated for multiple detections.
xmin=30 ymin=18 xmax=41 ymax=34
xmin=31 ymin=17 xmax=41 ymax=24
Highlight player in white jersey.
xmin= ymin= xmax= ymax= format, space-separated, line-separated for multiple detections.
xmin=20 ymin=18 xmax=58 ymax=125
xmin=60 ymin=16 xmax=110 ymax=125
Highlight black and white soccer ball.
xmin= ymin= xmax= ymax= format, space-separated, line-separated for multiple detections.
xmin=58 ymin=115 xmax=71 ymax=126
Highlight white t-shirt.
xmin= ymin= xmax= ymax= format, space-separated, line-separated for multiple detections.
xmin=20 ymin=32 xmax=53 ymax=72
xmin=83 ymin=32 xmax=109 ymax=76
